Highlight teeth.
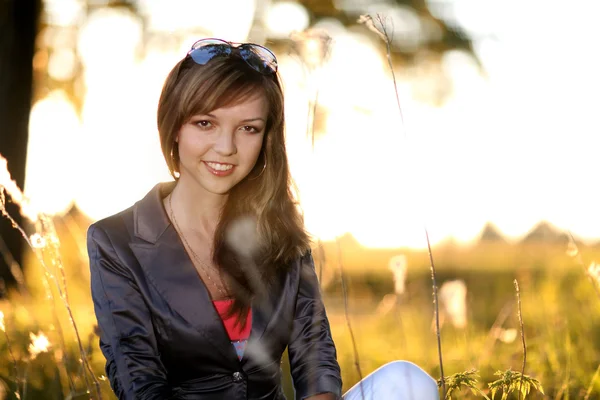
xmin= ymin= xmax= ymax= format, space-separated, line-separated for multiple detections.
xmin=206 ymin=162 xmax=233 ymax=171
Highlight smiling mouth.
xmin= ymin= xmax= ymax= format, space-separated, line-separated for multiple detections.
xmin=203 ymin=161 xmax=235 ymax=176
xmin=205 ymin=162 xmax=233 ymax=171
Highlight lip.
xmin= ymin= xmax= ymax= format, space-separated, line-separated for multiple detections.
xmin=203 ymin=161 xmax=235 ymax=177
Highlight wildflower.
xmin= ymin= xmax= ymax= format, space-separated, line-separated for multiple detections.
xmin=28 ymin=331 xmax=51 ymax=359
xmin=388 ymin=254 xmax=407 ymax=295
xmin=565 ymin=240 xmax=578 ymax=257
xmin=0 ymin=310 xmax=5 ymax=331
xmin=30 ymin=233 xmax=47 ymax=249
xmin=357 ymin=14 xmax=388 ymax=42
xmin=588 ymin=262 xmax=600 ymax=286
xmin=439 ymin=280 xmax=467 ymax=329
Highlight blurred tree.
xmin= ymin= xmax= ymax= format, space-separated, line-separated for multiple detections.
xmin=0 ymin=0 xmax=42 ymax=295
xmin=478 ymin=222 xmax=507 ymax=243
xmin=297 ymin=0 xmax=476 ymax=61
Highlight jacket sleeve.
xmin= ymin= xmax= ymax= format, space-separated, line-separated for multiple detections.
xmin=88 ymin=224 xmax=172 ymax=400
xmin=288 ymin=251 xmax=342 ymax=400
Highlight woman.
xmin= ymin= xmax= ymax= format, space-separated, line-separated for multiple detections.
xmin=87 ymin=38 xmax=439 ymax=399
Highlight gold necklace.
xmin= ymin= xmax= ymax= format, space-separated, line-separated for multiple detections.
xmin=168 ymin=194 xmax=227 ymax=297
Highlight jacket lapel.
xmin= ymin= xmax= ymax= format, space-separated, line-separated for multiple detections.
xmin=248 ymin=268 xmax=284 ymax=342
xmin=242 ymin=266 xmax=287 ymax=367
xmin=129 ymin=182 xmax=238 ymax=363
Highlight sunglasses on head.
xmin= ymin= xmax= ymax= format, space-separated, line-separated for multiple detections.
xmin=185 ymin=38 xmax=278 ymax=75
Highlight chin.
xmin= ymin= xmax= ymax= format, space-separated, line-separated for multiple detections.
xmin=203 ymin=181 xmax=239 ymax=195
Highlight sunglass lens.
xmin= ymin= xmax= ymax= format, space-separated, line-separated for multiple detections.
xmin=189 ymin=43 xmax=231 ymax=65
xmin=239 ymin=45 xmax=277 ymax=74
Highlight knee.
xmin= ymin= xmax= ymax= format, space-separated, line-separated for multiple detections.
xmin=377 ymin=361 xmax=439 ymax=399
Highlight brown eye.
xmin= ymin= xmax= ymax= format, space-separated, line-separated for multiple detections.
xmin=241 ymin=125 xmax=259 ymax=133
xmin=196 ymin=120 xmax=212 ymax=129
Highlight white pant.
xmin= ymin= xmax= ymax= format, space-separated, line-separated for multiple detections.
xmin=342 ymin=361 xmax=440 ymax=400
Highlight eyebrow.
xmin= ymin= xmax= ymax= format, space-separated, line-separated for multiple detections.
xmin=204 ymin=113 xmax=265 ymax=123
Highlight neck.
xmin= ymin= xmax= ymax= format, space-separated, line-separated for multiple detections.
xmin=168 ymin=177 xmax=225 ymax=238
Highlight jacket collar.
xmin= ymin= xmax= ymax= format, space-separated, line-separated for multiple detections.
xmin=133 ymin=181 xmax=175 ymax=244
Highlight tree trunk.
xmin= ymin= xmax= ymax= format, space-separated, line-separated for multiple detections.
xmin=0 ymin=0 xmax=41 ymax=296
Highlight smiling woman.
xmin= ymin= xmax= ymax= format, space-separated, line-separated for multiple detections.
xmin=175 ymin=95 xmax=267 ymax=194
xmin=86 ymin=38 xmax=439 ymax=400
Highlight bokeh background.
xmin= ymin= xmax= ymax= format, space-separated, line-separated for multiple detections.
xmin=1 ymin=0 xmax=600 ymax=399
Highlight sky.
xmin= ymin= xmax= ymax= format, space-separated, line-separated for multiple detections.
xmin=22 ymin=0 xmax=600 ymax=249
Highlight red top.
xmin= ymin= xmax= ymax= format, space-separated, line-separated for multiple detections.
xmin=212 ymin=299 xmax=252 ymax=341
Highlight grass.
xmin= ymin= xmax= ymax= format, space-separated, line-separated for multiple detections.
xmin=317 ymin=238 xmax=600 ymax=398
xmin=0 ymin=208 xmax=599 ymax=398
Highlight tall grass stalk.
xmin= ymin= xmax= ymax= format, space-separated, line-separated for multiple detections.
xmin=426 ymin=229 xmax=445 ymax=396
xmin=336 ymin=238 xmax=365 ymax=400
xmin=562 ymin=333 xmax=572 ymax=400
xmin=60 ymin=213 xmax=89 ymax=261
xmin=584 ymin=363 xmax=600 ymax=400
xmin=373 ymin=14 xmax=406 ymax=140
xmin=514 ymin=280 xmax=526 ymax=400
xmin=1 ymin=315 xmax=21 ymax=399
xmin=0 ymin=235 xmax=28 ymax=296
xmin=290 ymin=28 xmax=332 ymax=151
xmin=0 ymin=169 xmax=103 ymax=399
xmin=567 ymin=231 xmax=600 ymax=301
xmin=480 ymin=300 xmax=514 ymax=364
xmin=37 ymin=216 xmax=80 ymax=394
xmin=6 ymin=212 xmax=101 ymax=399
xmin=357 ymin=13 xmax=446 ymax=395
xmin=317 ymin=239 xmax=325 ymax=289
xmin=36 ymin=245 xmax=77 ymax=395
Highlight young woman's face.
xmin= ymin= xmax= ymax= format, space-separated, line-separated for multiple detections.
xmin=176 ymin=93 xmax=268 ymax=196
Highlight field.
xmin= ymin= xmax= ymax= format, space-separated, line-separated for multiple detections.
xmin=1 ymin=211 xmax=600 ymax=399
xmin=314 ymin=235 xmax=600 ymax=399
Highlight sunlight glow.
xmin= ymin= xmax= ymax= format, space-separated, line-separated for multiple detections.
xmin=24 ymin=90 xmax=79 ymax=216
xmin=48 ymin=48 xmax=78 ymax=81
xmin=74 ymin=9 xmax=171 ymax=221
xmin=138 ymin=0 xmax=256 ymax=42
xmin=26 ymin=0 xmax=600 ymax=248
xmin=43 ymin=0 xmax=84 ymax=26
xmin=266 ymin=2 xmax=310 ymax=39
xmin=77 ymin=8 xmax=142 ymax=69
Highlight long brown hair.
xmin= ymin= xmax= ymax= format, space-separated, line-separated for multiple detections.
xmin=157 ymin=51 xmax=310 ymax=324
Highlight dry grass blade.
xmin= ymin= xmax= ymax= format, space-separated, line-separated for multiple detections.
xmin=358 ymin=12 xmax=445 ymax=396
xmin=357 ymin=14 xmax=405 ymax=137
xmin=336 ymin=238 xmax=365 ymax=400
xmin=0 ymin=311 xmax=20 ymax=399
xmin=514 ymin=280 xmax=526 ymax=399
xmin=0 ymin=164 xmax=104 ymax=400
xmin=0 ymin=235 xmax=28 ymax=295
xmin=425 ymin=229 xmax=445 ymax=397
xmin=567 ymin=231 xmax=600 ymax=301
xmin=584 ymin=364 xmax=600 ymax=400
xmin=289 ymin=28 xmax=332 ymax=150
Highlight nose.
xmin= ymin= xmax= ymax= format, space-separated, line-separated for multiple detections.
xmin=213 ymin=129 xmax=237 ymax=156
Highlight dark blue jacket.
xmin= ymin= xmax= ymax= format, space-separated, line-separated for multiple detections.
xmin=87 ymin=182 xmax=342 ymax=399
